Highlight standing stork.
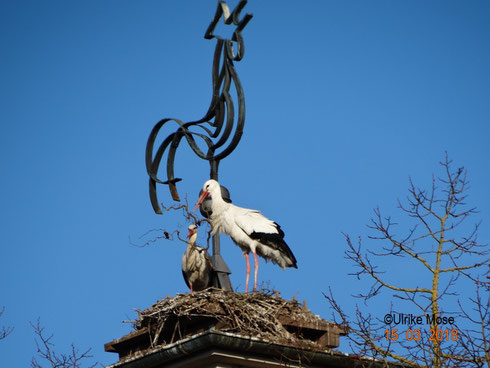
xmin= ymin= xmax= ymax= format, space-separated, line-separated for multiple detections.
xmin=194 ymin=179 xmax=297 ymax=292
xmin=181 ymin=224 xmax=213 ymax=292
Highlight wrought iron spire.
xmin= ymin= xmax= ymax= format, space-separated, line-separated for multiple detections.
xmin=145 ymin=1 xmax=253 ymax=291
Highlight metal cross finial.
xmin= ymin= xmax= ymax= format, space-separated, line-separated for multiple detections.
xmin=145 ymin=1 xmax=253 ymax=291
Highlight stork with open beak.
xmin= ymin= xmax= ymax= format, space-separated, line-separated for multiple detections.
xmin=181 ymin=224 xmax=212 ymax=292
xmin=194 ymin=179 xmax=297 ymax=292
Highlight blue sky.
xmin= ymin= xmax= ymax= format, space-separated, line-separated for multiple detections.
xmin=1 ymin=1 xmax=489 ymax=366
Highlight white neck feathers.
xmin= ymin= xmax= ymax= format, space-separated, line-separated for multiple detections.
xmin=188 ymin=232 xmax=197 ymax=245
xmin=210 ymin=187 xmax=228 ymax=215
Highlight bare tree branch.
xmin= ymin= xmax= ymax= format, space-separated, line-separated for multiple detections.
xmin=328 ymin=154 xmax=489 ymax=368
xmin=30 ymin=318 xmax=97 ymax=368
xmin=0 ymin=307 xmax=13 ymax=340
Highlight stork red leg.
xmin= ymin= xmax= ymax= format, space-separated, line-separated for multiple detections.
xmin=190 ymin=284 xmax=193 ymax=293
xmin=244 ymin=253 xmax=251 ymax=292
xmin=253 ymin=251 xmax=259 ymax=291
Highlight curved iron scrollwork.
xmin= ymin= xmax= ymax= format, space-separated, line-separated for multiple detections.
xmin=146 ymin=0 xmax=253 ymax=214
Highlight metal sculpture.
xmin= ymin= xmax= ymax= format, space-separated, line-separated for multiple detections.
xmin=145 ymin=0 xmax=253 ymax=291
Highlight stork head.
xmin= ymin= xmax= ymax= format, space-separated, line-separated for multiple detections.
xmin=193 ymin=179 xmax=220 ymax=212
xmin=186 ymin=224 xmax=198 ymax=242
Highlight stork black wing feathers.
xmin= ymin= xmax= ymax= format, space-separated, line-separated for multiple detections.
xmin=182 ymin=270 xmax=191 ymax=289
xmin=249 ymin=223 xmax=297 ymax=268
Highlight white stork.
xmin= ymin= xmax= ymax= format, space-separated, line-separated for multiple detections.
xmin=181 ymin=224 xmax=212 ymax=292
xmin=194 ymin=179 xmax=297 ymax=292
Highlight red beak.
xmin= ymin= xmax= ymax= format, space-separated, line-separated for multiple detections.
xmin=193 ymin=191 xmax=209 ymax=212
xmin=186 ymin=229 xmax=194 ymax=239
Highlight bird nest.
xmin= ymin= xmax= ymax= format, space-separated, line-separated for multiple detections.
xmin=134 ymin=287 xmax=343 ymax=351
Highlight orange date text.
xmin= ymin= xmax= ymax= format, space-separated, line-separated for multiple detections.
xmin=384 ymin=329 xmax=458 ymax=342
